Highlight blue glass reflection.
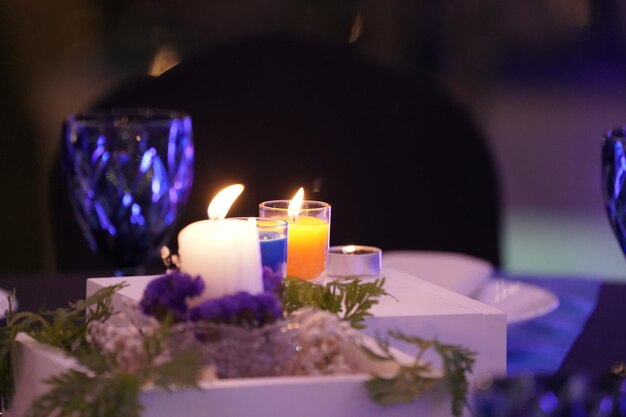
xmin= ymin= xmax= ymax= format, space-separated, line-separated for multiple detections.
xmin=599 ymin=395 xmax=614 ymax=414
xmin=122 ymin=193 xmax=133 ymax=207
xmin=602 ymin=128 xmax=626 ymax=258
xmin=139 ymin=147 xmax=155 ymax=173
xmin=62 ymin=110 xmax=194 ymax=273
xmin=538 ymin=391 xmax=559 ymax=413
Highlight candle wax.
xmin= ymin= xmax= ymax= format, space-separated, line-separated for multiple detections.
xmin=284 ymin=216 xmax=329 ymax=280
xmin=178 ymin=219 xmax=263 ymax=300
xmin=259 ymin=235 xmax=287 ymax=292
xmin=260 ymin=235 xmax=288 ymax=275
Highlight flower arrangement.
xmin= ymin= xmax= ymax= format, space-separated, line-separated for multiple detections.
xmin=0 ymin=270 xmax=476 ymax=417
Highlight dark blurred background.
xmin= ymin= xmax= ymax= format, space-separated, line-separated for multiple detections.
xmin=2 ymin=0 xmax=626 ymax=277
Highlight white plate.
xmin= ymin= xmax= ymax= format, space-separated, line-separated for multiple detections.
xmin=0 ymin=287 xmax=16 ymax=319
xmin=474 ymin=279 xmax=559 ymax=324
xmin=382 ymin=250 xmax=494 ymax=297
xmin=381 ymin=251 xmax=560 ymax=324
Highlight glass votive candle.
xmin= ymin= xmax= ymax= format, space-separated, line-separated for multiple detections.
xmin=259 ymin=200 xmax=331 ymax=281
xmin=229 ymin=217 xmax=288 ymax=292
xmin=327 ymin=245 xmax=382 ymax=278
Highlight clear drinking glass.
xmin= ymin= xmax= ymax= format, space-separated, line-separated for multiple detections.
xmin=229 ymin=217 xmax=289 ymax=292
xmin=259 ymin=200 xmax=331 ymax=281
xmin=61 ymin=109 xmax=194 ymax=276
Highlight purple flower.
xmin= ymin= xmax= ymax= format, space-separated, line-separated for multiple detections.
xmin=188 ymin=299 xmax=223 ymax=322
xmin=189 ymin=291 xmax=283 ymax=327
xmin=219 ymin=296 xmax=241 ymax=321
xmin=140 ymin=272 xmax=204 ymax=321
xmin=255 ymin=292 xmax=284 ymax=321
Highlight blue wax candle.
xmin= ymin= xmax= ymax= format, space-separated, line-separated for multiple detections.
xmin=260 ymin=235 xmax=287 ymax=273
xmin=260 ymin=234 xmax=287 ymax=291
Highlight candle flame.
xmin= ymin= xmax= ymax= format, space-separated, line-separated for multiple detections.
xmin=288 ymin=187 xmax=304 ymax=221
xmin=207 ymin=184 xmax=245 ymax=220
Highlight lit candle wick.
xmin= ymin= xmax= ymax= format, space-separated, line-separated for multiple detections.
xmin=343 ymin=245 xmax=357 ymax=254
xmin=288 ymin=187 xmax=305 ymax=223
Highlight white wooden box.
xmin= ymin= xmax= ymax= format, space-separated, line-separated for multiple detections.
xmin=8 ymin=332 xmax=449 ymax=417
xmin=365 ymin=267 xmax=506 ymax=382
xmin=8 ymin=267 xmax=506 ymax=417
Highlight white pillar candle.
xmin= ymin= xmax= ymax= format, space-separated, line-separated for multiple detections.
xmin=178 ymin=218 xmax=263 ymax=300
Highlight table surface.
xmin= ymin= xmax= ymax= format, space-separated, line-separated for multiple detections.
xmin=0 ymin=270 xmax=623 ymax=378
xmin=559 ymin=278 xmax=624 ymax=373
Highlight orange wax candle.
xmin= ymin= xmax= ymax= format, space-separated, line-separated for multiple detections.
xmin=284 ymin=216 xmax=329 ymax=280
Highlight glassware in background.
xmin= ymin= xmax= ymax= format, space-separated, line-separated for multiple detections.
xmin=602 ymin=127 xmax=626 ymax=258
xmin=473 ymin=372 xmax=625 ymax=417
xmin=259 ymin=200 xmax=331 ymax=281
xmin=61 ymin=109 xmax=194 ymax=276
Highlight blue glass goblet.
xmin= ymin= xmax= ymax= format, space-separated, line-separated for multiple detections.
xmin=602 ymin=127 xmax=626 ymax=258
xmin=61 ymin=109 xmax=194 ymax=276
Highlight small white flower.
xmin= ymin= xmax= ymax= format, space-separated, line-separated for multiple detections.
xmin=286 ymin=309 xmax=363 ymax=376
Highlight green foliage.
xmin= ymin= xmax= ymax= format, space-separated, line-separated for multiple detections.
xmin=362 ymin=330 xmax=476 ymax=417
xmin=9 ymin=284 xmax=123 ymax=352
xmin=434 ymin=339 xmax=476 ymax=417
xmin=26 ymin=347 xmax=201 ymax=417
xmin=26 ymin=370 xmax=142 ymax=417
xmin=1 ymin=285 xmax=124 ymax=410
xmin=365 ymin=366 xmax=438 ymax=405
xmin=281 ymin=276 xmax=389 ymax=329
xmin=0 ymin=284 xmax=202 ymax=417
